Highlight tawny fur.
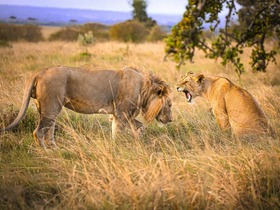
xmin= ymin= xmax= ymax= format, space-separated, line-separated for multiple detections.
xmin=1 ymin=66 xmax=172 ymax=149
xmin=177 ymin=72 xmax=273 ymax=137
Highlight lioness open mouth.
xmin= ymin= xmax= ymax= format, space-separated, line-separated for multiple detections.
xmin=184 ymin=90 xmax=192 ymax=102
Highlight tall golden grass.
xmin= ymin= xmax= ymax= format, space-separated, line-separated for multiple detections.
xmin=0 ymin=41 xmax=279 ymax=209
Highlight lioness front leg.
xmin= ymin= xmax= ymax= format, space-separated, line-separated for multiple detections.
xmin=213 ymin=107 xmax=231 ymax=132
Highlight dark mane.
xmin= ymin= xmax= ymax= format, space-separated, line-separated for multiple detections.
xmin=140 ymin=71 xmax=171 ymax=122
xmin=149 ymin=72 xmax=170 ymax=96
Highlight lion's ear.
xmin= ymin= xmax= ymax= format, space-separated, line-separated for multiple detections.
xmin=156 ymin=85 xmax=167 ymax=97
xmin=195 ymin=74 xmax=205 ymax=84
xmin=157 ymin=87 xmax=164 ymax=97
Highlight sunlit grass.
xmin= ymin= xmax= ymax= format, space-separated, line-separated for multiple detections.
xmin=0 ymin=41 xmax=279 ymax=209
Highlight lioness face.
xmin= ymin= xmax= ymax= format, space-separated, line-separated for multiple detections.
xmin=176 ymin=72 xmax=205 ymax=103
xmin=156 ymin=98 xmax=172 ymax=124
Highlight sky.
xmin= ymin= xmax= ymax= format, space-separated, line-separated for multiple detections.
xmin=0 ymin=0 xmax=187 ymax=15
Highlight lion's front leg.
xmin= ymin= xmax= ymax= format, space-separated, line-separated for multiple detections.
xmin=132 ymin=119 xmax=145 ymax=139
xmin=111 ymin=116 xmax=121 ymax=140
xmin=111 ymin=115 xmax=129 ymax=139
xmin=111 ymin=116 xmax=144 ymax=140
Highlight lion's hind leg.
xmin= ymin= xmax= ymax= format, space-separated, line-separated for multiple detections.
xmin=44 ymin=122 xmax=57 ymax=148
xmin=33 ymin=116 xmax=57 ymax=150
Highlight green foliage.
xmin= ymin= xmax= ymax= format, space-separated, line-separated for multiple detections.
xmin=71 ymin=51 xmax=92 ymax=62
xmin=109 ymin=20 xmax=149 ymax=43
xmin=165 ymin=0 xmax=280 ymax=75
xmin=130 ymin=0 xmax=157 ymax=28
xmin=78 ymin=31 xmax=96 ymax=46
xmin=0 ymin=106 xmax=37 ymax=133
xmin=0 ymin=23 xmax=43 ymax=42
xmin=0 ymin=40 xmax=11 ymax=48
xmin=77 ymin=31 xmax=96 ymax=62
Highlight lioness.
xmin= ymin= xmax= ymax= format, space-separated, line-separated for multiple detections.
xmin=1 ymin=66 xmax=172 ymax=149
xmin=176 ymin=71 xmax=272 ymax=137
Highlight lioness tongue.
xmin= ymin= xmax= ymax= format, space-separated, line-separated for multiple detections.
xmin=187 ymin=92 xmax=192 ymax=102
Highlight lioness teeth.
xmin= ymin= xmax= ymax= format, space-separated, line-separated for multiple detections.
xmin=185 ymin=91 xmax=192 ymax=102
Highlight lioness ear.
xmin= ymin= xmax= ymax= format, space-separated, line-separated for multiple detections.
xmin=195 ymin=74 xmax=205 ymax=84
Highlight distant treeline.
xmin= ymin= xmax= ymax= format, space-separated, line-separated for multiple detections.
xmin=0 ymin=21 xmax=169 ymax=44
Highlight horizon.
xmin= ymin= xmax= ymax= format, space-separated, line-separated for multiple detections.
xmin=0 ymin=4 xmax=183 ymax=26
xmin=0 ymin=0 xmax=187 ymax=16
xmin=0 ymin=4 xmax=184 ymax=16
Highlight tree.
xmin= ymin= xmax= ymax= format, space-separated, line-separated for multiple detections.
xmin=165 ymin=0 xmax=280 ymax=76
xmin=9 ymin=16 xmax=16 ymax=21
xmin=110 ymin=20 xmax=149 ymax=43
xmin=130 ymin=0 xmax=156 ymax=28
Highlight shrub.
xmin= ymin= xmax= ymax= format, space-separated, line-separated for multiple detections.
xmin=78 ymin=31 xmax=96 ymax=46
xmin=0 ymin=23 xmax=43 ymax=42
xmin=146 ymin=25 xmax=167 ymax=42
xmin=0 ymin=40 xmax=11 ymax=48
xmin=109 ymin=20 xmax=149 ymax=43
xmin=48 ymin=27 xmax=79 ymax=41
xmin=79 ymin=23 xmax=110 ymax=42
xmin=49 ymin=23 xmax=110 ymax=42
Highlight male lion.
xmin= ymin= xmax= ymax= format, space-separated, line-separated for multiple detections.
xmin=1 ymin=66 xmax=172 ymax=149
xmin=176 ymin=71 xmax=272 ymax=137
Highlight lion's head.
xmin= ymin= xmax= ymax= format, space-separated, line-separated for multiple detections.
xmin=176 ymin=71 xmax=205 ymax=103
xmin=141 ymin=73 xmax=172 ymax=124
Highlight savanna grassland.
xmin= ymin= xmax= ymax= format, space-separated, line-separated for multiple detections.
xmin=0 ymin=28 xmax=280 ymax=209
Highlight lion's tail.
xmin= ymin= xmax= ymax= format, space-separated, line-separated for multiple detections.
xmin=1 ymin=74 xmax=36 ymax=132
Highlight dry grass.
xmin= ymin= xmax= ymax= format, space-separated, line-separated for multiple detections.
xmin=0 ymin=41 xmax=280 ymax=209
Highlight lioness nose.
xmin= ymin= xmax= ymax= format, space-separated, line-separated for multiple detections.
xmin=176 ymin=86 xmax=182 ymax=92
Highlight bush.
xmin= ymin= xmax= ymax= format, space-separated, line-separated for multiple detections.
xmin=79 ymin=23 xmax=110 ymax=42
xmin=109 ymin=20 xmax=149 ymax=43
xmin=78 ymin=31 xmax=96 ymax=46
xmin=0 ymin=23 xmax=43 ymax=42
xmin=48 ymin=27 xmax=79 ymax=41
xmin=49 ymin=23 xmax=110 ymax=42
xmin=0 ymin=40 xmax=11 ymax=48
xmin=146 ymin=25 xmax=166 ymax=42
